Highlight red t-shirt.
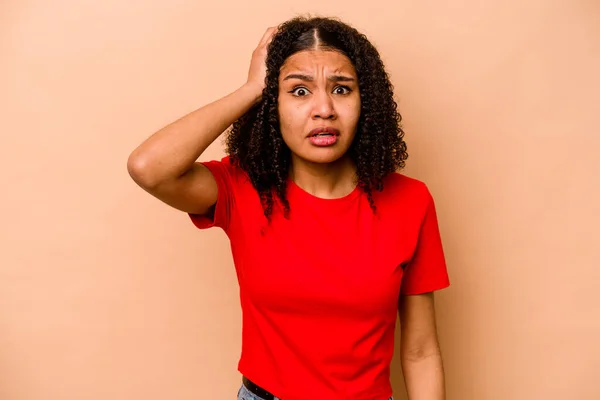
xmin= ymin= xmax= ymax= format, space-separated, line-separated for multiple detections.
xmin=189 ymin=156 xmax=450 ymax=400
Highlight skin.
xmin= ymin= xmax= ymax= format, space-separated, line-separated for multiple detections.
xmin=277 ymin=49 xmax=361 ymax=199
xmin=400 ymin=293 xmax=446 ymax=399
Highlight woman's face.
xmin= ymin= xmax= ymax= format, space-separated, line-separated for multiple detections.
xmin=277 ymin=49 xmax=361 ymax=165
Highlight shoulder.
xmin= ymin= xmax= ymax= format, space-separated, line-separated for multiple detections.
xmin=199 ymin=155 xmax=258 ymax=203
xmin=379 ymin=172 xmax=433 ymax=205
xmin=202 ymin=154 xmax=236 ymax=170
xmin=202 ymin=155 xmax=249 ymax=183
xmin=368 ymin=172 xmax=437 ymax=223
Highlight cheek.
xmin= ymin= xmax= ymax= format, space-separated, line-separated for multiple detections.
xmin=339 ymin=101 xmax=361 ymax=127
xmin=278 ymin=100 xmax=307 ymax=136
xmin=277 ymin=104 xmax=293 ymax=134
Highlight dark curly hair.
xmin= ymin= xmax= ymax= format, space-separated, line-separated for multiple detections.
xmin=225 ymin=16 xmax=408 ymax=219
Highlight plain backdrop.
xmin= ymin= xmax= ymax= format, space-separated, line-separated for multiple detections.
xmin=1 ymin=0 xmax=599 ymax=399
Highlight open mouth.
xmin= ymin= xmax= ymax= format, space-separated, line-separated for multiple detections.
xmin=308 ymin=128 xmax=340 ymax=146
xmin=308 ymin=127 xmax=340 ymax=137
xmin=312 ymin=132 xmax=336 ymax=137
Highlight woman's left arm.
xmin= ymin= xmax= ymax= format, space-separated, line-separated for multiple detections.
xmin=398 ymin=292 xmax=446 ymax=400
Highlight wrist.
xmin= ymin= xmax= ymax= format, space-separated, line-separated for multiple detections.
xmin=241 ymin=81 xmax=264 ymax=105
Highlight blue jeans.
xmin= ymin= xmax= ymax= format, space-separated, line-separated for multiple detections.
xmin=237 ymin=383 xmax=393 ymax=400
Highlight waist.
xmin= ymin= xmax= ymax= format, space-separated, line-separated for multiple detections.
xmin=242 ymin=376 xmax=278 ymax=400
xmin=241 ymin=376 xmax=394 ymax=400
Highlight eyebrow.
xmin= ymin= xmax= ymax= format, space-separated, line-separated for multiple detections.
xmin=282 ymin=73 xmax=356 ymax=82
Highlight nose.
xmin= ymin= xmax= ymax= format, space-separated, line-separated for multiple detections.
xmin=311 ymin=90 xmax=336 ymax=120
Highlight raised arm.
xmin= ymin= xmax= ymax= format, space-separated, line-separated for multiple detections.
xmin=126 ymin=27 xmax=277 ymax=215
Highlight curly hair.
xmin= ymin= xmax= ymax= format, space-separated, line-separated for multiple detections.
xmin=225 ymin=16 xmax=408 ymax=220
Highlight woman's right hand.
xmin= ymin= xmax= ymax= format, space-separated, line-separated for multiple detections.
xmin=245 ymin=26 xmax=277 ymax=99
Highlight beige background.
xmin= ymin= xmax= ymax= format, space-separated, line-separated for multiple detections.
xmin=2 ymin=0 xmax=599 ymax=399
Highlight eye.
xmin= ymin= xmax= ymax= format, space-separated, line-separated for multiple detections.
xmin=333 ymin=85 xmax=352 ymax=95
xmin=290 ymin=87 xmax=310 ymax=97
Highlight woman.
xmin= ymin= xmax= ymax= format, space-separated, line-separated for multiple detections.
xmin=128 ymin=16 xmax=450 ymax=400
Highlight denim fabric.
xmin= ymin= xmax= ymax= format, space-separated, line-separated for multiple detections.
xmin=237 ymin=383 xmax=393 ymax=400
xmin=237 ymin=383 xmax=280 ymax=400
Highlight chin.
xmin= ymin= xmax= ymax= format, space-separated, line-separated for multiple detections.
xmin=294 ymin=148 xmax=351 ymax=165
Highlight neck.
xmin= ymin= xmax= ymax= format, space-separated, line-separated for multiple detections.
xmin=289 ymin=154 xmax=357 ymax=199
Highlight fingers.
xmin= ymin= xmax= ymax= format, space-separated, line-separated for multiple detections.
xmin=258 ymin=26 xmax=277 ymax=47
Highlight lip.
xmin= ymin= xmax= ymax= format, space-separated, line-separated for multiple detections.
xmin=308 ymin=127 xmax=341 ymax=137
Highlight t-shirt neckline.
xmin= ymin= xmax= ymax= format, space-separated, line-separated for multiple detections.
xmin=286 ymin=177 xmax=361 ymax=205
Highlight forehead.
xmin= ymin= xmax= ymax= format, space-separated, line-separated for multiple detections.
xmin=280 ymin=50 xmax=356 ymax=75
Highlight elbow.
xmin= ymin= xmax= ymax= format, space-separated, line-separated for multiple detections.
xmin=401 ymin=342 xmax=441 ymax=363
xmin=127 ymin=152 xmax=161 ymax=189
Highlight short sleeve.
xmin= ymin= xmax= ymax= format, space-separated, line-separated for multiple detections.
xmin=188 ymin=156 xmax=236 ymax=232
xmin=400 ymin=188 xmax=450 ymax=295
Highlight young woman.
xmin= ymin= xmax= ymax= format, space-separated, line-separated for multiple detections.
xmin=128 ymin=16 xmax=450 ymax=400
